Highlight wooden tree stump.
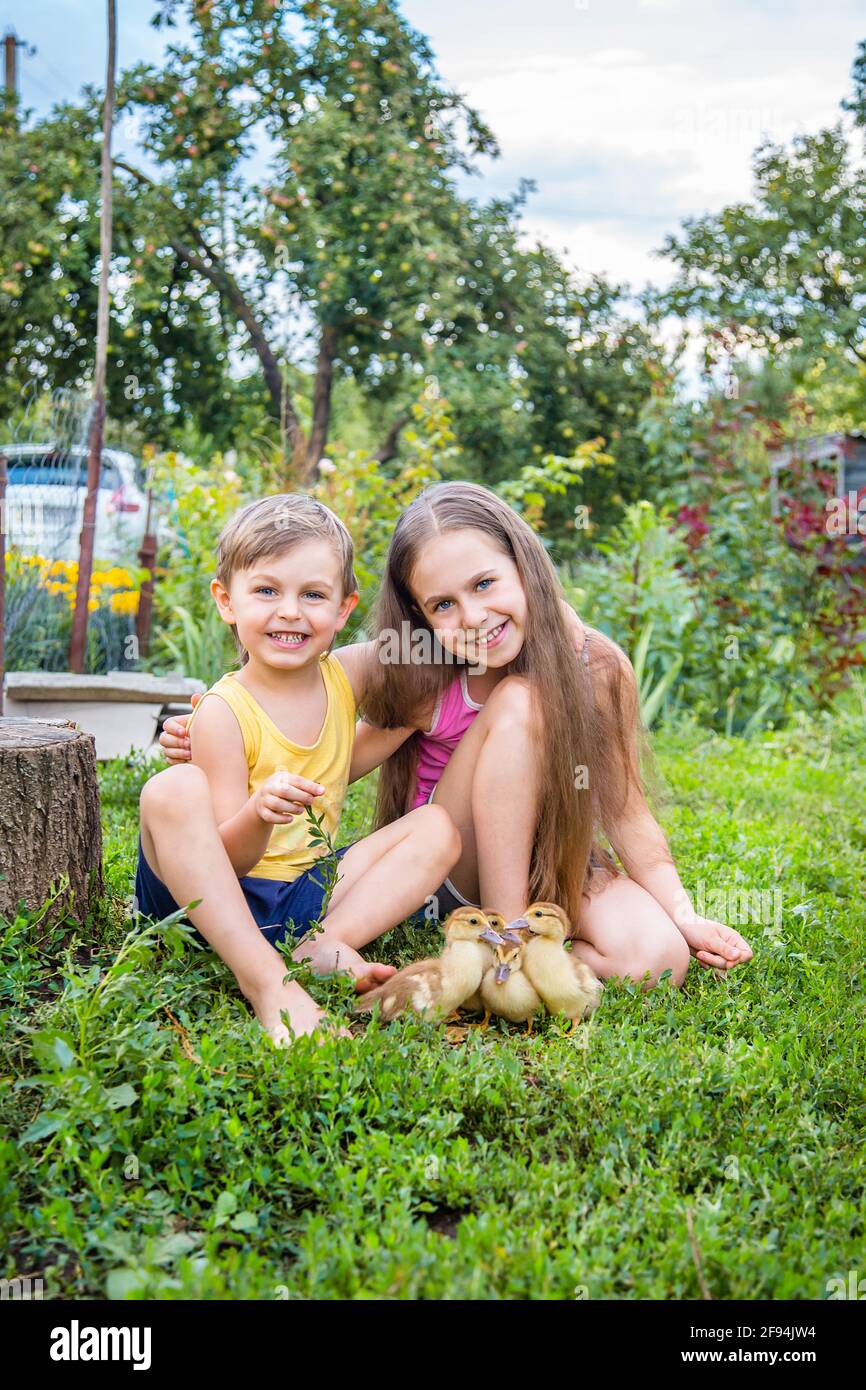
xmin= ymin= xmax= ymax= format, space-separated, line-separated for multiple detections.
xmin=0 ymin=718 xmax=103 ymax=922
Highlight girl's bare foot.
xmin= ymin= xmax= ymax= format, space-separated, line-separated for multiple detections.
xmin=250 ymin=978 xmax=350 ymax=1045
xmin=293 ymin=934 xmax=397 ymax=992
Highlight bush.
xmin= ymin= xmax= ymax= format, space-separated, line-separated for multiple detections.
xmin=146 ymin=450 xmax=246 ymax=678
xmin=146 ymin=393 xmax=459 ymax=676
xmin=574 ymin=386 xmax=866 ymax=733
xmin=3 ymin=552 xmax=142 ymax=674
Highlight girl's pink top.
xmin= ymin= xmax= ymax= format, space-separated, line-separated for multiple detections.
xmin=411 ymin=669 xmax=482 ymax=808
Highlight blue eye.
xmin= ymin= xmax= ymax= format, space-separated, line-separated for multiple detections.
xmin=477 ymin=577 xmax=494 ymax=591
xmin=303 ymin=591 xmax=325 ymax=601
xmin=434 ymin=598 xmax=453 ymax=612
xmin=255 ymin=586 xmax=276 ymax=596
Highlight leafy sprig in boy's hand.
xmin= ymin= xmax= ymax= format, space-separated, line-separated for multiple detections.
xmin=253 ymin=770 xmax=325 ymax=825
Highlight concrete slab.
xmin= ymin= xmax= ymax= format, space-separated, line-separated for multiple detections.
xmin=5 ymin=671 xmax=205 ymax=703
xmin=2 ymin=671 xmax=205 ymax=760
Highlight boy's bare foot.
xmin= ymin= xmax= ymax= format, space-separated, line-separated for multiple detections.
xmin=250 ymin=978 xmax=351 ymax=1045
xmin=293 ymin=935 xmax=397 ymax=992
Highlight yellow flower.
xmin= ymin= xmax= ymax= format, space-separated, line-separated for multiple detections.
xmin=87 ymin=598 xmax=99 ymax=613
xmin=109 ymin=590 xmax=140 ymax=616
xmin=98 ymin=566 xmax=134 ymax=589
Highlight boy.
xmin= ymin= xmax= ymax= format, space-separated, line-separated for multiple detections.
xmin=136 ymin=494 xmax=460 ymax=1044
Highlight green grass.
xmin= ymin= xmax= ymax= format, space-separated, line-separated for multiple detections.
xmin=1 ymin=718 xmax=863 ymax=1300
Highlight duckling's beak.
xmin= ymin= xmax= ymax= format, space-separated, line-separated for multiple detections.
xmin=494 ymin=962 xmax=511 ymax=984
xmin=502 ymin=916 xmax=529 ymax=943
xmin=480 ymin=925 xmax=505 ymax=946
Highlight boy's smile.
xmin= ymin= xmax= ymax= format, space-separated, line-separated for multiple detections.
xmin=267 ymin=631 xmax=310 ymax=650
xmin=212 ymin=539 xmax=358 ymax=672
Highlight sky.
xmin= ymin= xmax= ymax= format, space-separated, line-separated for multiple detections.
xmin=5 ymin=0 xmax=865 ymax=293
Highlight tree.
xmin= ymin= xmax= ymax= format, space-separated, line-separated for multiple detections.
xmin=0 ymin=100 xmax=100 ymax=411
xmin=111 ymin=0 xmax=498 ymax=478
xmin=0 ymin=0 xmax=657 ymax=506
xmin=0 ymin=93 xmax=242 ymax=445
xmin=657 ymin=110 xmax=866 ymax=391
xmin=369 ymin=186 xmax=660 ymax=531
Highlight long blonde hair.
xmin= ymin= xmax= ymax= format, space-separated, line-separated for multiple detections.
xmin=362 ymin=482 xmax=640 ymax=930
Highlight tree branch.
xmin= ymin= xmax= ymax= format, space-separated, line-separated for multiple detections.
xmin=372 ymin=412 xmax=411 ymax=463
xmin=304 ymin=324 xmax=338 ymax=483
xmin=113 ymin=157 xmax=305 ymax=453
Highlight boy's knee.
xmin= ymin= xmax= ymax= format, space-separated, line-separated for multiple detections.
xmin=140 ymin=763 xmax=210 ymax=820
xmin=417 ymin=803 xmax=462 ymax=865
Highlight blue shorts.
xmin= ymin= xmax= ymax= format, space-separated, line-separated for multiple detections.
xmin=133 ymin=838 xmax=352 ymax=949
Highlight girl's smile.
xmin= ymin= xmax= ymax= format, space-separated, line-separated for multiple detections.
xmin=410 ymin=528 xmax=528 ymax=667
xmin=478 ymin=618 xmax=509 ymax=650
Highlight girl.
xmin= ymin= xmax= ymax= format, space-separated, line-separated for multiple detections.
xmin=164 ymin=482 xmax=752 ymax=985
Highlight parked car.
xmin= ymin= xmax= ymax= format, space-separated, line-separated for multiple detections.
xmin=0 ymin=444 xmax=147 ymax=561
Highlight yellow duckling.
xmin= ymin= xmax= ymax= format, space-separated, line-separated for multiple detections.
xmin=461 ymin=910 xmax=508 ymax=1015
xmin=352 ymin=907 xmax=505 ymax=1023
xmin=480 ymin=934 xmax=542 ymax=1033
xmin=517 ymin=901 xmax=603 ymax=1029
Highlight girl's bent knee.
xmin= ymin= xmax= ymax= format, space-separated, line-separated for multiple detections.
xmin=487 ymin=675 xmax=532 ymax=722
xmin=659 ymin=929 xmax=691 ymax=986
xmin=417 ymin=803 xmax=462 ymax=863
xmin=630 ymin=929 xmax=690 ymax=988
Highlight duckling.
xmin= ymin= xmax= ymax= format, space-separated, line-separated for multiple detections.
xmin=480 ymin=936 xmax=542 ymax=1033
xmin=461 ymin=910 xmax=508 ymax=1015
xmin=352 ymin=907 xmax=504 ymax=1022
xmin=518 ymin=901 xmax=603 ymax=1029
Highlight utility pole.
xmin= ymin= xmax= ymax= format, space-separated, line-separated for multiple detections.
xmin=0 ymin=452 xmax=7 ymax=716
xmin=69 ymin=0 xmax=116 ymax=673
xmin=4 ymin=30 xmax=17 ymax=96
xmin=4 ymin=28 xmax=32 ymax=100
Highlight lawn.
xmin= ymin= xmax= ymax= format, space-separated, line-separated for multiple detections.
xmin=1 ymin=717 xmax=863 ymax=1300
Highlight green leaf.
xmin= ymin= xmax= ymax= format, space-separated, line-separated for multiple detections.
xmin=632 ymin=619 xmax=654 ymax=687
xmin=52 ymin=1037 xmax=76 ymax=1071
xmin=31 ymin=1030 xmax=77 ymax=1072
xmin=641 ymin=653 xmax=684 ymax=728
xmin=106 ymin=1267 xmax=149 ymax=1300
xmin=152 ymin=1232 xmax=200 ymax=1264
xmin=214 ymin=1190 xmax=238 ymax=1226
xmin=20 ymin=1112 xmax=64 ymax=1143
xmin=105 ymin=1083 xmax=139 ymax=1110
xmin=229 ymin=1211 xmax=258 ymax=1233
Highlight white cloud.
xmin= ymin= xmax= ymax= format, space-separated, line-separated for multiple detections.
xmin=405 ymin=0 xmax=865 ymax=288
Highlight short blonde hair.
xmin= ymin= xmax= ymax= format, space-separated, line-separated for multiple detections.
xmin=216 ymin=493 xmax=358 ymax=596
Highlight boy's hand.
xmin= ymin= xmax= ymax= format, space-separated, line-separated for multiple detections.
xmin=678 ymin=916 xmax=753 ymax=971
xmin=160 ymin=693 xmax=199 ymax=762
xmin=253 ymin=771 xmax=326 ymax=825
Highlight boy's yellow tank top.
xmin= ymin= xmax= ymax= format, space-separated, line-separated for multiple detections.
xmin=186 ymin=654 xmax=356 ymax=882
